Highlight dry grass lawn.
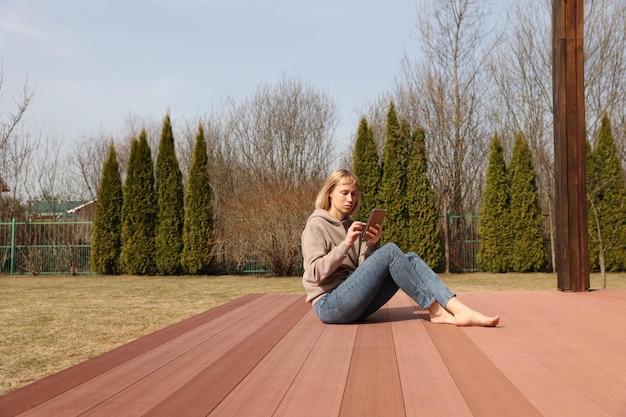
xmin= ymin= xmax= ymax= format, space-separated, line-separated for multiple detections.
xmin=1 ymin=272 xmax=625 ymax=395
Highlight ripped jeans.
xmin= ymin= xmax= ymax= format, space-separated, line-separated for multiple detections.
xmin=313 ymin=243 xmax=455 ymax=324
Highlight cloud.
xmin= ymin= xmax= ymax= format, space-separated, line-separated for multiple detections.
xmin=0 ymin=3 xmax=83 ymax=58
xmin=0 ymin=5 xmax=46 ymax=41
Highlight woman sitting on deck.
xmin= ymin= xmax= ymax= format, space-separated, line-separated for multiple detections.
xmin=301 ymin=168 xmax=500 ymax=327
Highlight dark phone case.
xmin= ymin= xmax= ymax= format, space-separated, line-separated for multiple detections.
xmin=362 ymin=208 xmax=385 ymax=238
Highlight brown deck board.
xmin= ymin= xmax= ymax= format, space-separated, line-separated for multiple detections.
xmin=459 ymin=291 xmax=626 ymax=417
xmin=271 ymin=318 xmax=357 ymax=417
xmin=339 ymin=310 xmax=406 ymax=417
xmin=143 ymin=294 xmax=309 ymax=417
xmin=207 ymin=308 xmax=325 ymax=417
xmin=387 ymin=295 xmax=474 ymax=417
xmin=425 ymin=319 xmax=542 ymax=417
xmin=84 ymin=293 xmax=302 ymax=417
xmin=2 ymin=290 xmax=626 ymax=417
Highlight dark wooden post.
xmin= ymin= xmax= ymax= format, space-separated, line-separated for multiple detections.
xmin=552 ymin=0 xmax=590 ymax=291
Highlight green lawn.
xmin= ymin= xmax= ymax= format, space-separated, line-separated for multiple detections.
xmin=1 ymin=272 xmax=625 ymax=395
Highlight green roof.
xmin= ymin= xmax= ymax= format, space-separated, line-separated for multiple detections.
xmin=29 ymin=200 xmax=87 ymax=217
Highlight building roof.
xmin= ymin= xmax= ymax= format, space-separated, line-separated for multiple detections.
xmin=29 ymin=200 xmax=89 ymax=219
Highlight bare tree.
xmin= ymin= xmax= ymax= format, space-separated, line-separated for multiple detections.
xmin=354 ymin=92 xmax=396 ymax=157
xmin=228 ymin=75 xmax=338 ymax=189
xmin=400 ymin=0 xmax=499 ymax=213
xmin=0 ymin=65 xmax=34 ymax=152
xmin=0 ymin=65 xmax=35 ymax=218
xmin=0 ymin=123 xmax=33 ymax=191
xmin=32 ymin=126 xmax=64 ymax=200
xmin=0 ymin=132 xmax=33 ymax=219
xmin=487 ymin=1 xmax=556 ymax=270
xmin=396 ymin=0 xmax=499 ymax=272
xmin=69 ymin=131 xmax=118 ymax=200
xmin=584 ymin=0 xmax=626 ymax=139
xmin=215 ymin=75 xmax=339 ymax=274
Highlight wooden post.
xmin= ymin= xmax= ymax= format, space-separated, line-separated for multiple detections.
xmin=552 ymin=0 xmax=590 ymax=291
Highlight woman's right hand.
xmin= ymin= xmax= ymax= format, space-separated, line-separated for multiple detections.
xmin=345 ymin=221 xmax=366 ymax=246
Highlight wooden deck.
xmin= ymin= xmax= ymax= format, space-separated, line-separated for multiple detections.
xmin=1 ymin=290 xmax=626 ymax=417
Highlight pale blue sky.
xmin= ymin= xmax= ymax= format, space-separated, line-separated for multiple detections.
xmin=1 ymin=0 xmax=423 ymax=149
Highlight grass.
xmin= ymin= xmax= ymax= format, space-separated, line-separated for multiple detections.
xmin=1 ymin=272 xmax=626 ymax=395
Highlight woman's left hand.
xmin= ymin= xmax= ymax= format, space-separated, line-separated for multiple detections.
xmin=364 ymin=223 xmax=382 ymax=244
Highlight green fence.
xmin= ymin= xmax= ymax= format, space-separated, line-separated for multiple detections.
xmin=0 ymin=220 xmax=275 ymax=276
xmin=0 ymin=216 xmax=482 ymax=275
xmin=0 ymin=220 xmax=92 ymax=275
xmin=447 ymin=213 xmax=480 ymax=272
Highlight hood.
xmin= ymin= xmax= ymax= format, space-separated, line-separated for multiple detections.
xmin=306 ymin=208 xmax=353 ymax=228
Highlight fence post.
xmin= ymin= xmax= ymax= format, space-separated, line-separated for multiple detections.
xmin=10 ymin=218 xmax=16 ymax=275
xmin=444 ymin=211 xmax=451 ymax=274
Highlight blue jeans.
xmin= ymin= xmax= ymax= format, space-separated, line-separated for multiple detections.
xmin=313 ymin=243 xmax=455 ymax=324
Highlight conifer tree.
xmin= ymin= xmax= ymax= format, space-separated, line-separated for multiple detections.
xmin=155 ymin=113 xmax=184 ymax=275
xmin=352 ymin=117 xmax=380 ymax=221
xmin=182 ymin=125 xmax=214 ymax=274
xmin=120 ymin=129 xmax=157 ymax=275
xmin=381 ymin=102 xmax=410 ymax=248
xmin=406 ymin=127 xmax=441 ymax=268
xmin=90 ymin=143 xmax=123 ymax=274
xmin=587 ymin=114 xmax=626 ymax=274
xmin=477 ymin=133 xmax=511 ymax=272
xmin=509 ymin=133 xmax=546 ymax=271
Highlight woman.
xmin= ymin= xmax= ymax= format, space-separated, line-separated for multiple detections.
xmin=301 ymin=168 xmax=499 ymax=326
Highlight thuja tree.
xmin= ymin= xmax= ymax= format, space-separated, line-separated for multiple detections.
xmin=90 ymin=143 xmax=123 ymax=274
xmin=508 ymin=133 xmax=546 ymax=272
xmin=381 ymin=102 xmax=410 ymax=249
xmin=155 ymin=113 xmax=184 ymax=275
xmin=587 ymin=114 xmax=626 ymax=276
xmin=182 ymin=125 xmax=214 ymax=274
xmin=120 ymin=130 xmax=157 ymax=275
xmin=405 ymin=127 xmax=441 ymax=268
xmin=352 ymin=117 xmax=380 ymax=221
xmin=477 ymin=134 xmax=511 ymax=272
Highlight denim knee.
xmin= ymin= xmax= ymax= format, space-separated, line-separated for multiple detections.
xmin=380 ymin=242 xmax=403 ymax=258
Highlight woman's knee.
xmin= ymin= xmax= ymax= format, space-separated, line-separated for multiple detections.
xmin=381 ymin=242 xmax=403 ymax=256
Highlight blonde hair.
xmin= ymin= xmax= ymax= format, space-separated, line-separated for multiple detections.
xmin=315 ymin=168 xmax=360 ymax=216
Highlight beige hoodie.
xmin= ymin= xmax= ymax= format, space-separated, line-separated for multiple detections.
xmin=301 ymin=209 xmax=377 ymax=304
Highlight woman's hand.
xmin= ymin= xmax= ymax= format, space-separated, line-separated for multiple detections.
xmin=345 ymin=221 xmax=366 ymax=246
xmin=344 ymin=221 xmax=382 ymax=246
xmin=364 ymin=223 xmax=382 ymax=244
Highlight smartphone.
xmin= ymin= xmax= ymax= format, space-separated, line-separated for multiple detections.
xmin=361 ymin=208 xmax=385 ymax=239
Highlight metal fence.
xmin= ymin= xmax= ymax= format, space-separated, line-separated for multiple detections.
xmin=0 ymin=220 xmax=276 ymax=276
xmin=0 ymin=220 xmax=92 ymax=275
xmin=447 ymin=213 xmax=480 ymax=272
xmin=0 ymin=215 xmax=482 ymax=275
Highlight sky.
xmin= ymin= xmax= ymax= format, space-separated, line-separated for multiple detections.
xmin=0 ymin=0 xmax=423 ymax=152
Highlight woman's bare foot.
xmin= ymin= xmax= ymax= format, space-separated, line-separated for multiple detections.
xmin=428 ymin=302 xmax=456 ymax=325
xmin=453 ymin=309 xmax=500 ymax=327
xmin=443 ymin=296 xmax=500 ymax=327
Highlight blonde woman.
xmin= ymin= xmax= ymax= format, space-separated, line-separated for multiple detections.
xmin=301 ymin=168 xmax=499 ymax=326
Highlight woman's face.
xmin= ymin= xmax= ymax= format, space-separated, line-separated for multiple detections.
xmin=328 ymin=180 xmax=358 ymax=220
